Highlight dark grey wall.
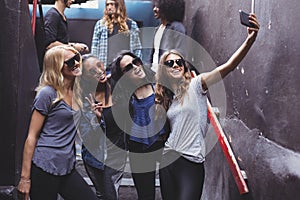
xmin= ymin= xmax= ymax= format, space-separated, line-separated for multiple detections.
xmin=0 ymin=0 xmax=40 ymax=198
xmin=184 ymin=0 xmax=300 ymax=199
xmin=1 ymin=0 xmax=299 ymax=199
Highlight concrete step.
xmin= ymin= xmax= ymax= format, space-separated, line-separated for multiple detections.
xmin=84 ymin=176 xmax=160 ymax=187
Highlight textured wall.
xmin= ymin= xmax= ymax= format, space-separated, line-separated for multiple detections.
xmin=0 ymin=0 xmax=40 ymax=198
xmin=184 ymin=0 xmax=300 ymax=199
xmin=1 ymin=0 xmax=299 ymax=199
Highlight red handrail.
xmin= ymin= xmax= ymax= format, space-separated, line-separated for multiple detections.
xmin=191 ymin=70 xmax=249 ymax=194
xmin=207 ymin=100 xmax=249 ymax=194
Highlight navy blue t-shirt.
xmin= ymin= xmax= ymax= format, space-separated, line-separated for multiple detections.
xmin=129 ymin=93 xmax=166 ymax=146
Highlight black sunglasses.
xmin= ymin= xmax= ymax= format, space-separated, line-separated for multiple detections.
xmin=64 ymin=53 xmax=80 ymax=70
xmin=163 ymin=59 xmax=184 ymax=68
xmin=121 ymin=57 xmax=143 ymax=73
xmin=89 ymin=68 xmax=105 ymax=76
xmin=89 ymin=62 xmax=104 ymax=76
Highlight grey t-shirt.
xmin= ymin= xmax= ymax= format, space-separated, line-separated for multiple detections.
xmin=32 ymin=86 xmax=78 ymax=175
xmin=164 ymin=75 xmax=207 ymax=163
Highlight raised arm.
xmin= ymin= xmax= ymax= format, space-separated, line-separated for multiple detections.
xmin=201 ymin=13 xmax=260 ymax=91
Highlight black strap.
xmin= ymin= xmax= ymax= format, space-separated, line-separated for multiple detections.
xmin=38 ymin=0 xmax=45 ymax=32
xmin=126 ymin=19 xmax=132 ymax=30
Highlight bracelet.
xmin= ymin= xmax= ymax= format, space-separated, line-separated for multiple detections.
xmin=20 ymin=177 xmax=31 ymax=183
xmin=20 ymin=180 xmax=30 ymax=183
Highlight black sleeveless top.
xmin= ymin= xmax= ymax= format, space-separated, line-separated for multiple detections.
xmin=107 ymin=20 xmax=132 ymax=65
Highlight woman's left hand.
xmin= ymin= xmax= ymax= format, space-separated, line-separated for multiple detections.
xmin=247 ymin=13 xmax=260 ymax=40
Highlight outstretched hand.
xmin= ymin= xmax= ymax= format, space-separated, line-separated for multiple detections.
xmin=247 ymin=13 xmax=260 ymax=40
xmin=85 ymin=93 xmax=103 ymax=119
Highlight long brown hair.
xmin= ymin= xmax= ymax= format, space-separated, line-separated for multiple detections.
xmin=155 ymin=49 xmax=191 ymax=111
xmin=102 ymin=0 xmax=129 ymax=34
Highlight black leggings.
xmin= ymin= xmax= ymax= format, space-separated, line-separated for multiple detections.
xmin=159 ymin=152 xmax=205 ymax=200
xmin=30 ymin=163 xmax=98 ymax=200
xmin=128 ymin=140 xmax=164 ymax=200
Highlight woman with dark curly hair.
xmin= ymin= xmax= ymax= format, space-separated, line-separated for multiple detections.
xmin=79 ymin=54 xmax=127 ymax=200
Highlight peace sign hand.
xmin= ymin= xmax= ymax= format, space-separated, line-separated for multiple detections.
xmin=85 ymin=93 xmax=103 ymax=120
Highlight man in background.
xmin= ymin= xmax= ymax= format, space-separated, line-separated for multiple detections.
xmin=44 ymin=0 xmax=89 ymax=53
xmin=149 ymin=0 xmax=186 ymax=71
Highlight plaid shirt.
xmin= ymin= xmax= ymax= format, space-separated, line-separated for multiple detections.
xmin=91 ymin=19 xmax=142 ymax=68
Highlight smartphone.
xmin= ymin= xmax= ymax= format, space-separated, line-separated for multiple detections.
xmin=239 ymin=10 xmax=255 ymax=28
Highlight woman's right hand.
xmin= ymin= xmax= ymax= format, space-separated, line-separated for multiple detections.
xmin=17 ymin=178 xmax=31 ymax=200
xmin=85 ymin=93 xmax=103 ymax=120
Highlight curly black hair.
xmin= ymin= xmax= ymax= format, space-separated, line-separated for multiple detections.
xmin=158 ymin=0 xmax=185 ymax=22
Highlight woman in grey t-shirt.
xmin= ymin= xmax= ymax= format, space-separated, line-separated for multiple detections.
xmin=155 ymin=13 xmax=260 ymax=200
xmin=17 ymin=46 xmax=97 ymax=200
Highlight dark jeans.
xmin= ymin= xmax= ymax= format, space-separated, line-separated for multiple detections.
xmin=30 ymin=163 xmax=97 ymax=200
xmin=84 ymin=163 xmax=124 ymax=200
xmin=159 ymin=151 xmax=205 ymax=200
xmin=83 ymin=128 xmax=127 ymax=200
xmin=128 ymin=140 xmax=164 ymax=200
xmin=83 ymin=164 xmax=105 ymax=199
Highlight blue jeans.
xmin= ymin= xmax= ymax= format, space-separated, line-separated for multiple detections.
xmin=83 ymin=139 xmax=127 ymax=200
xmin=84 ymin=163 xmax=124 ymax=200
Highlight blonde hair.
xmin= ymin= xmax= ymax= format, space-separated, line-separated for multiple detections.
xmin=103 ymin=0 xmax=130 ymax=34
xmin=36 ymin=45 xmax=82 ymax=107
xmin=155 ymin=50 xmax=191 ymax=111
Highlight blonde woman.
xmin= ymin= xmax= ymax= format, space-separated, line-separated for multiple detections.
xmin=17 ymin=46 xmax=97 ymax=200
xmin=155 ymin=14 xmax=260 ymax=200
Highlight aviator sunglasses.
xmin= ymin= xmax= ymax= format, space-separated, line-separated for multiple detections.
xmin=163 ymin=58 xmax=184 ymax=68
xmin=121 ymin=57 xmax=143 ymax=73
xmin=64 ymin=53 xmax=80 ymax=70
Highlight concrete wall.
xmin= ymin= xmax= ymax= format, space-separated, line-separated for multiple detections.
xmin=0 ymin=0 xmax=40 ymax=199
xmin=183 ymin=0 xmax=300 ymax=199
xmin=1 ymin=0 xmax=299 ymax=199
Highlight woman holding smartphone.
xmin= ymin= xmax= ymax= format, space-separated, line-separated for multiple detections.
xmin=155 ymin=14 xmax=260 ymax=200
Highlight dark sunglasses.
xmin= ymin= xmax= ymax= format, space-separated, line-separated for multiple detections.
xmin=121 ymin=57 xmax=143 ymax=73
xmin=89 ymin=68 xmax=105 ymax=76
xmin=89 ymin=62 xmax=104 ymax=76
xmin=164 ymin=59 xmax=184 ymax=68
xmin=64 ymin=53 xmax=80 ymax=70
